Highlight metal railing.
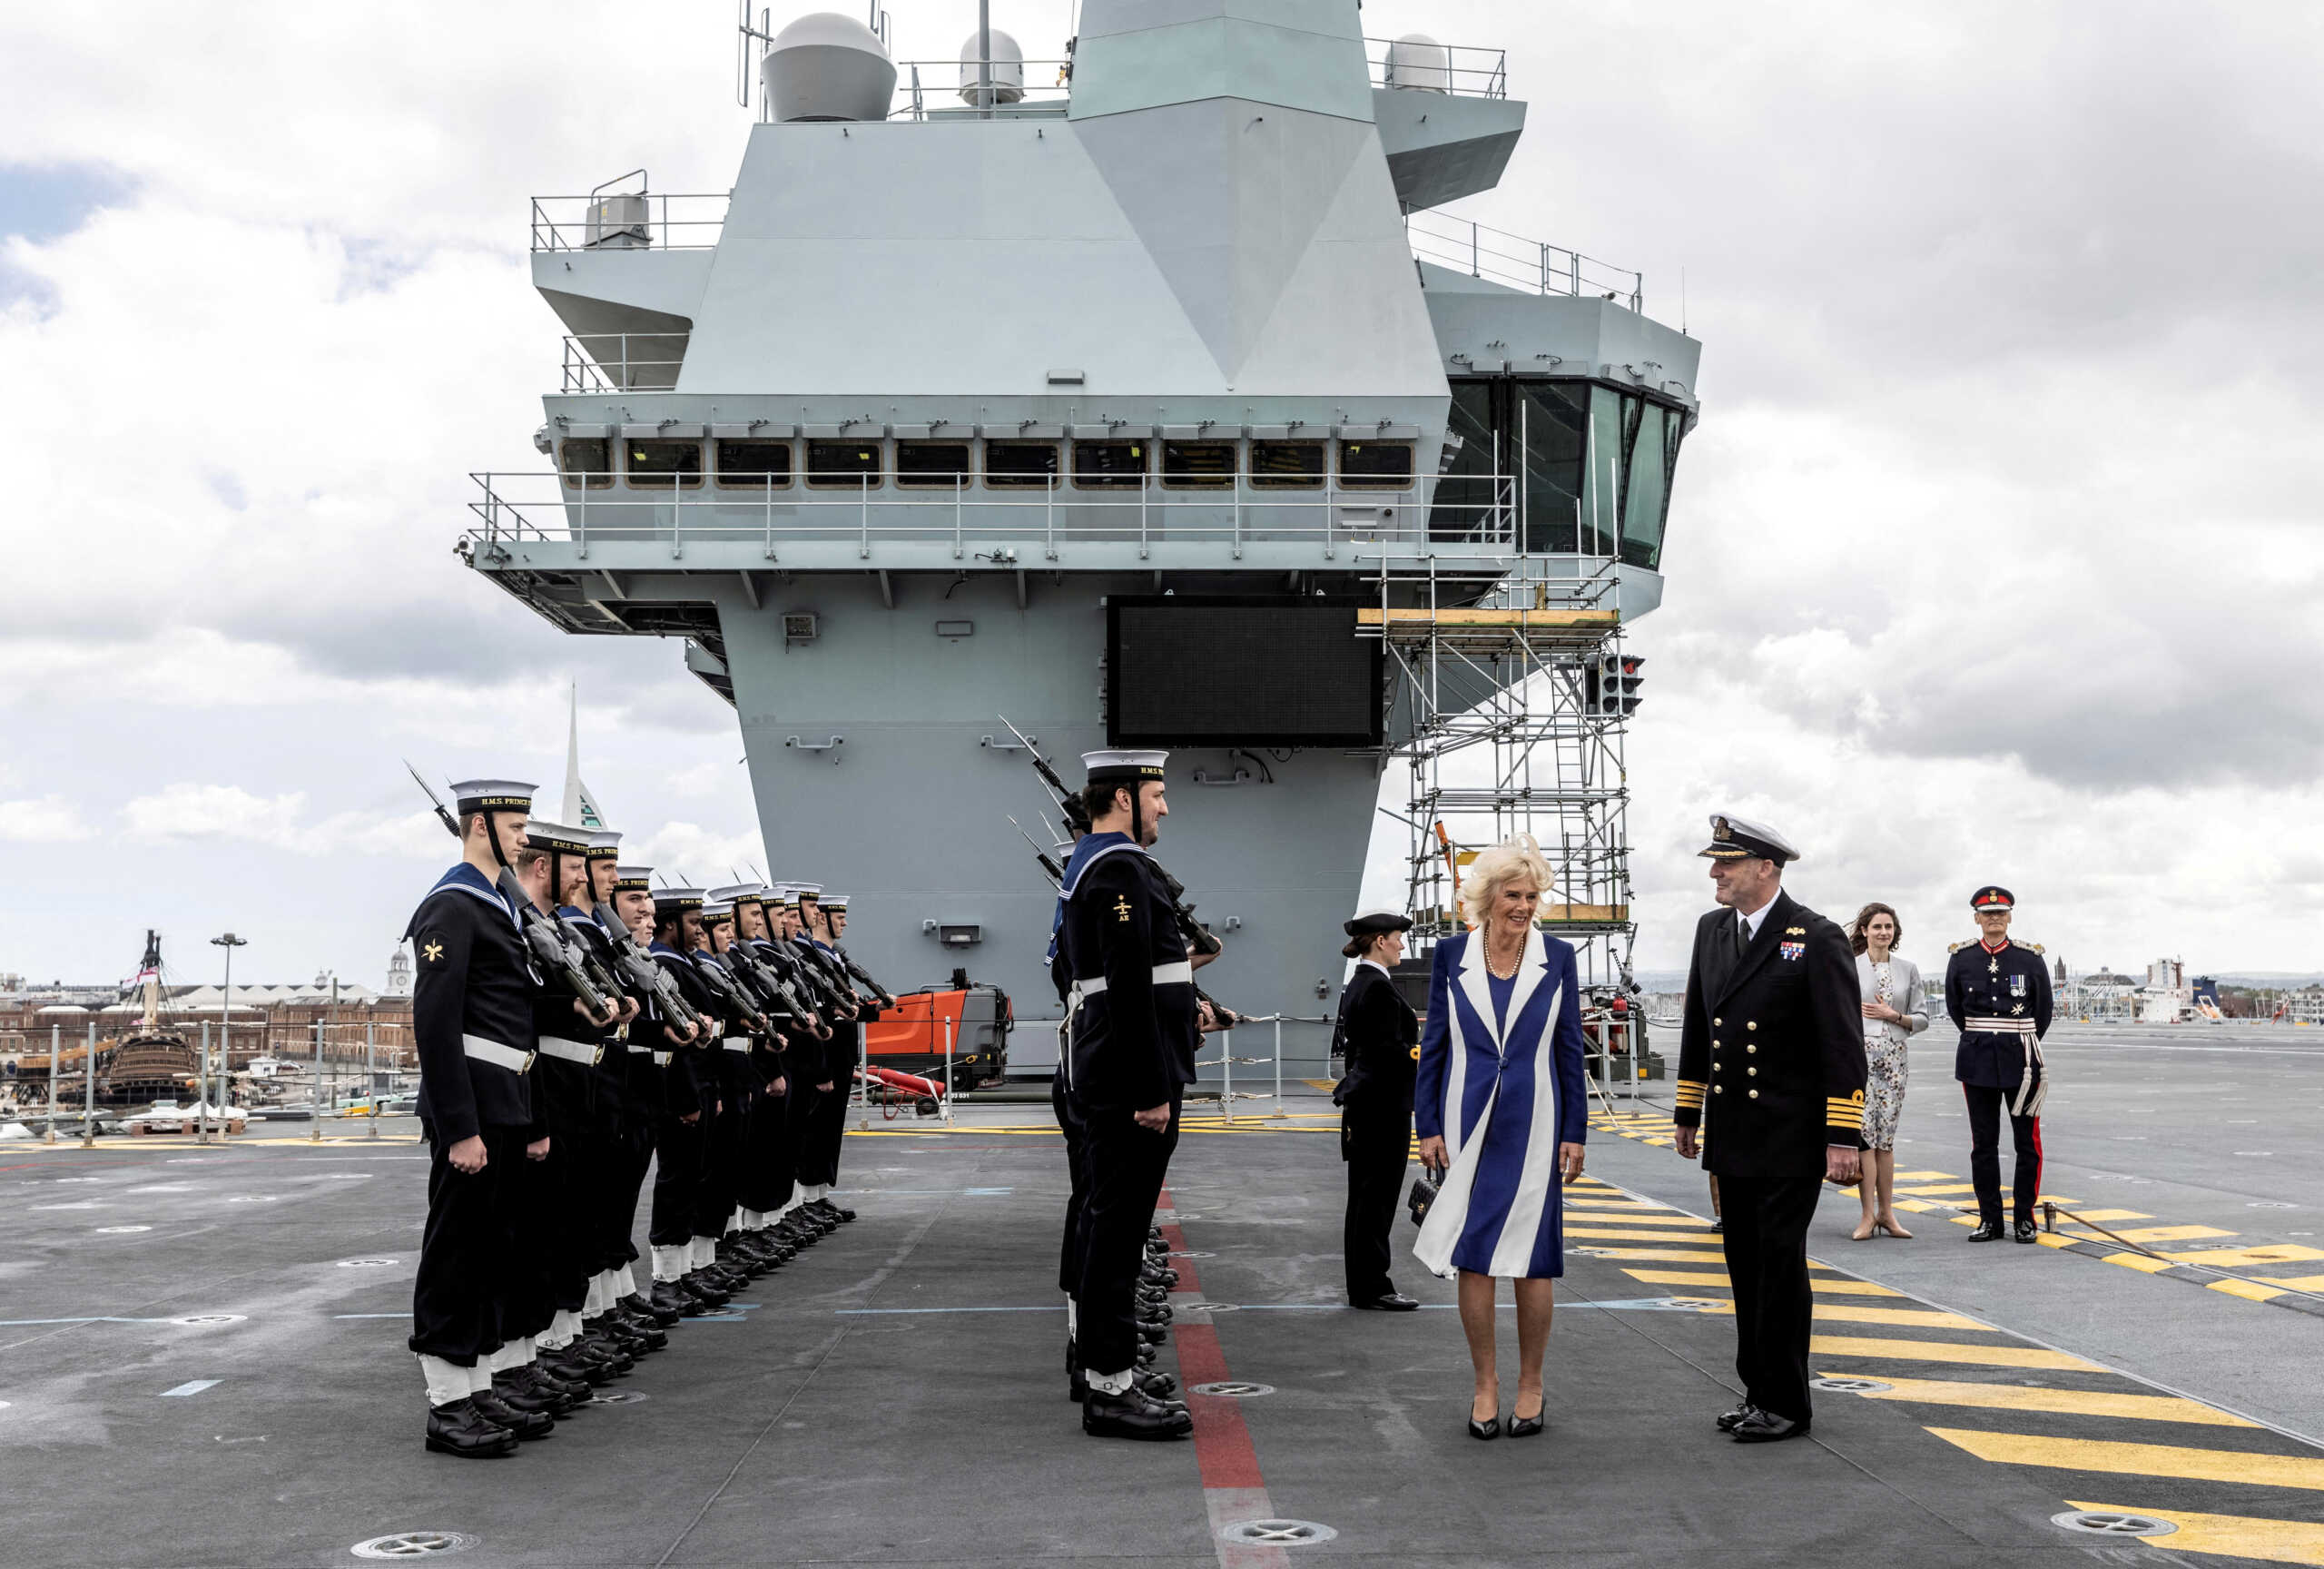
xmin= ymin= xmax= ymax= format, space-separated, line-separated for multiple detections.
xmin=562 ymin=333 xmax=690 ymax=392
xmin=529 ymin=192 xmax=732 ymax=252
xmin=1365 ymin=36 xmax=1509 ymax=98
xmin=1405 ymin=210 xmax=1643 ymax=312
xmin=466 ymin=467 xmax=1514 ymax=565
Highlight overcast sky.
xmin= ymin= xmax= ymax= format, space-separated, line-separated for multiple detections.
xmin=4 ymin=1 xmax=2320 ymax=990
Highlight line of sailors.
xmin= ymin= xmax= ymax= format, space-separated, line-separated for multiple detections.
xmin=404 ymin=777 xmax=893 ymax=1458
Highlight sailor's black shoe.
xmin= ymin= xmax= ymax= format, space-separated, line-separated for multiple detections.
xmin=493 ymin=1367 xmax=576 ymax=1416
xmin=1137 ymin=1320 xmax=1167 ymax=1343
xmin=1082 ymin=1386 xmax=1193 ymax=1440
xmin=1715 ymin=1402 xmax=1756 ymax=1432
xmin=1135 ymin=1342 xmax=1157 ymax=1368
xmin=653 ymin=1280 xmax=707 ymax=1317
xmin=523 ymin=1362 xmax=589 ymax=1403
xmin=813 ymin=1198 xmax=857 ymax=1223
xmin=469 ymin=1388 xmax=555 ymax=1441
xmin=1730 ymin=1409 xmax=1810 ymax=1444
xmin=2013 ymin=1218 xmax=2040 ymax=1244
xmin=629 ymin=1290 xmax=683 ymax=1328
xmin=1352 ymin=1292 xmax=1421 ymax=1311
xmin=1138 ymin=1370 xmax=1180 ymax=1401
xmin=1967 ymin=1219 xmax=2004 ymax=1242
xmin=426 ymin=1398 xmax=518 ymax=1457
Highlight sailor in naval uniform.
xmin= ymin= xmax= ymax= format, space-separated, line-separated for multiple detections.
xmin=585 ymin=844 xmax=680 ymax=1332
xmin=796 ymin=885 xmax=863 ymax=1225
xmin=605 ymin=862 xmax=688 ymax=1324
xmin=1058 ymin=749 xmax=1197 ymax=1440
xmin=644 ymin=888 xmax=736 ymax=1315
xmin=1945 ymin=886 xmax=2053 ymax=1243
xmin=405 ymin=778 xmax=562 ymax=1456
xmin=1334 ymin=909 xmax=1422 ymax=1311
xmin=709 ymin=883 xmax=806 ymax=1268
xmin=1670 ymin=813 xmax=1866 ymax=1445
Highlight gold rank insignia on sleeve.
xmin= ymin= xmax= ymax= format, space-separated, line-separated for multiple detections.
xmin=1112 ymin=895 xmax=1133 ymax=923
xmin=422 ymin=941 xmax=445 ymax=963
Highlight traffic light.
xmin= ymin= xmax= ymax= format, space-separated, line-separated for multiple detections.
xmin=1582 ymin=652 xmax=1643 ymax=717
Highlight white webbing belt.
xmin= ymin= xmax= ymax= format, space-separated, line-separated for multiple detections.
xmin=723 ymin=1039 xmax=752 ymax=1053
xmin=537 ymin=1036 xmax=605 ymax=1067
xmin=1966 ymin=1020 xmax=2047 ymax=1115
xmin=463 ymin=1035 xmax=535 ymax=1074
xmin=1071 ymin=960 xmax=1195 ymax=1003
xmin=1965 ymin=1017 xmax=2037 ymax=1034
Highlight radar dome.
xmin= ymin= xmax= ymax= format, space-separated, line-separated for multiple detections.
xmin=763 ymin=12 xmax=897 ymax=123
xmin=958 ymin=27 xmax=1027 ymax=106
xmin=1384 ymin=33 xmax=1452 ymax=94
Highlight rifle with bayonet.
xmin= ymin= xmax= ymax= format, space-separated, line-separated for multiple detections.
xmin=733 ymin=942 xmax=827 ymax=1036
xmin=588 ymin=902 xmax=703 ymax=1044
xmin=996 ymin=715 xmax=1222 ymax=958
xmin=833 ymin=946 xmax=895 ymax=1010
xmin=404 ymin=762 xmax=615 ymax=1027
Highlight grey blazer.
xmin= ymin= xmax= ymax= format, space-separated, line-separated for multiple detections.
xmin=1856 ymin=953 xmax=1929 ymax=1047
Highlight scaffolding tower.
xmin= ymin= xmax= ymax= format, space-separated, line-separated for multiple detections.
xmin=1363 ymin=556 xmax=1636 ymax=992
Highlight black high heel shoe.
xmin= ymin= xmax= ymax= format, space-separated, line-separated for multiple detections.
xmin=1508 ymin=1400 xmax=1544 ymax=1438
xmin=1467 ymin=1402 xmax=1500 ymax=1440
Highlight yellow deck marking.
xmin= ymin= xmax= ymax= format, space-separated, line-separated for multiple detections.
xmin=2207 ymin=1278 xmax=2288 ymax=1303
xmin=2162 ymin=1243 xmax=2324 ymax=1268
xmin=1893 ymin=1170 xmax=1959 ymax=1181
xmin=2259 ymin=1275 xmax=2324 ymax=1291
xmin=1812 ymin=1304 xmax=1993 ymax=1330
xmin=1562 ymin=1210 xmax=1705 ymax=1226
xmin=2070 ymin=1501 xmax=2324 ymax=1564
xmin=2070 ymin=1224 xmax=2236 ymax=1244
xmin=1813 ymin=1336 xmax=2098 ymax=1370
xmin=1933 ymin=1429 xmax=2324 ymax=1492
xmin=1896 ymin=1183 xmax=1979 ymax=1195
xmin=1620 ymin=1268 xmax=1900 ymax=1297
xmin=1566 ymin=1226 xmax=1725 ymax=1245
xmin=2050 ymin=1209 xmax=2153 ymax=1224
xmin=2107 ymin=1252 xmax=2179 ymax=1274
xmin=1582 ymin=1247 xmax=1735 ymax=1264
xmin=1829 ymin=1376 xmax=2254 ymax=1426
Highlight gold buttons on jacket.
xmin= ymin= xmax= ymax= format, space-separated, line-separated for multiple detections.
xmin=1714 ymin=1084 xmax=1724 ymax=1094
xmin=1712 ymin=1062 xmax=1721 ymax=1072
xmin=1748 ymin=1067 xmax=1757 ymax=1076
xmin=1748 ymin=1089 xmax=1759 ymax=1099
xmin=1748 ymin=1044 xmax=1757 ymax=1054
xmin=1713 ymin=1017 xmax=1723 ymax=1026
xmin=1712 ymin=1040 xmax=1722 ymax=1049
xmin=1747 ymin=1021 xmax=1758 ymax=1031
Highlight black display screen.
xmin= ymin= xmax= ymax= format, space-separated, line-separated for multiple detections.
xmin=1107 ymin=597 xmax=1382 ymax=747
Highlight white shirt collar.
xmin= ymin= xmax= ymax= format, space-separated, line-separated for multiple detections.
xmin=1738 ymin=893 xmax=1778 ymax=940
xmin=1359 ymin=958 xmax=1391 ymax=978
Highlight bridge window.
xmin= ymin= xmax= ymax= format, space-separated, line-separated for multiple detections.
xmin=1074 ymin=439 xmax=1147 ymax=489
xmin=1161 ymin=440 xmax=1237 ymax=489
xmin=984 ymin=440 xmax=1059 ymax=488
xmin=714 ymin=439 xmax=793 ymax=489
xmin=1249 ymin=440 xmax=1324 ymax=489
xmin=895 ymin=441 xmax=974 ymax=488
xmin=806 ymin=439 xmax=883 ymax=488
xmin=1338 ymin=439 xmax=1413 ymax=488
xmin=625 ymin=439 xmax=703 ymax=488
xmin=559 ymin=438 xmax=613 ymax=489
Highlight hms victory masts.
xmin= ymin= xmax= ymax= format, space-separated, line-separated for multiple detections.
xmin=460 ymin=3 xmax=1701 ymax=1019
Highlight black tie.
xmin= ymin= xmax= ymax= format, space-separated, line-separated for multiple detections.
xmin=1735 ymin=916 xmax=1750 ymax=961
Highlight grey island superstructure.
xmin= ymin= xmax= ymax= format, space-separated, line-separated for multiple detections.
xmin=459 ymin=2 xmax=1702 ymax=1047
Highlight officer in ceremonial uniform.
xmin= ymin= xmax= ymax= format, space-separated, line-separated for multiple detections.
xmin=1945 ymin=886 xmax=2053 ymax=1243
xmin=1057 ymin=750 xmax=1197 ymax=1441
xmin=1334 ymin=909 xmax=1422 ymax=1311
xmin=1671 ymin=813 xmax=1865 ymax=1444
xmin=406 ymin=778 xmax=560 ymax=1457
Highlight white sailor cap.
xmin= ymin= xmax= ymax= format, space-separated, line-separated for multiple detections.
xmin=792 ymin=882 xmax=824 ymax=903
xmin=1082 ymin=749 xmax=1167 ymax=785
xmin=585 ymin=830 xmax=622 ymax=860
xmin=1699 ymin=812 xmax=1799 ymax=864
xmin=450 ymin=778 xmax=537 ymax=814
xmin=613 ymin=864 xmax=654 ymax=893
xmin=822 ymin=893 xmax=850 ymax=911
xmin=707 ymin=883 xmax=764 ymax=906
xmin=524 ymin=818 xmax=594 ymax=856
xmin=652 ymin=886 xmax=704 ymax=913
xmin=701 ymin=897 xmax=734 ymax=923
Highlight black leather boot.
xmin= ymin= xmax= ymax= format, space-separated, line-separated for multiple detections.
xmin=469 ymin=1387 xmax=556 ymax=1441
xmin=1082 ymin=1385 xmax=1193 ymax=1440
xmin=425 ymin=1397 xmax=518 ymax=1457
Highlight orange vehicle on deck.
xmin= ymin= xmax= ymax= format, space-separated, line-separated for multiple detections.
xmin=862 ymin=979 xmax=1012 ymax=1093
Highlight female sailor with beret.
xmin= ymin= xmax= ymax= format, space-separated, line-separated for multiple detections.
xmin=1413 ymin=834 xmax=1589 ymax=1440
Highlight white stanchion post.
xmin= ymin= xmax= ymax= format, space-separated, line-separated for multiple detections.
xmin=1271 ymin=1016 xmax=1285 ymax=1120
xmin=198 ymin=1021 xmax=212 ymax=1145
xmin=1222 ymin=1027 xmax=1234 ymax=1127
xmin=941 ymin=1015 xmax=956 ymax=1127
xmin=47 ymin=1024 xmax=59 ymax=1144
xmin=366 ymin=1022 xmax=379 ymax=1140
xmin=82 ymin=1021 xmax=96 ymax=1148
xmin=311 ymin=1018 xmax=324 ymax=1143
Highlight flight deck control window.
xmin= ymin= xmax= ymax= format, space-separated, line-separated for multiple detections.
xmin=983 ymin=440 xmax=1060 ymax=488
xmin=559 ymin=438 xmax=613 ymax=489
xmin=1161 ymin=440 xmax=1237 ymax=488
xmin=895 ymin=440 xmax=974 ymax=488
xmin=625 ymin=439 xmax=703 ymax=488
xmin=1337 ymin=440 xmax=1414 ymax=489
xmin=1248 ymin=440 xmax=1325 ymax=488
xmin=1073 ymin=439 xmax=1148 ymax=489
xmin=805 ymin=439 xmax=883 ymax=487
xmin=714 ymin=439 xmax=793 ymax=489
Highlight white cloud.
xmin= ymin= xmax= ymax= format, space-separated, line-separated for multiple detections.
xmin=121 ymin=784 xmax=444 ymax=862
xmin=625 ymin=821 xmax=769 ymax=887
xmin=0 ymin=794 xmax=94 ymax=844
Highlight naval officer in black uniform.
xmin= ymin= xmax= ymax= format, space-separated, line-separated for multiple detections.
xmin=1945 ymin=886 xmax=2053 ymax=1243
xmin=406 ymin=777 xmax=558 ymax=1457
xmin=1670 ymin=813 xmax=1866 ymax=1444
xmin=1334 ymin=909 xmax=1421 ymax=1311
xmin=1059 ymin=749 xmax=1197 ymax=1441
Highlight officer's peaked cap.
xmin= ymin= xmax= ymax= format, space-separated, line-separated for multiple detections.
xmin=1972 ymin=885 xmax=2014 ymax=912
xmin=1699 ymin=812 xmax=1799 ymax=864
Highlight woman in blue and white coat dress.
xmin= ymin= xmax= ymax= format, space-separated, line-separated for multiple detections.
xmin=1413 ymin=836 xmax=1589 ymax=1440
